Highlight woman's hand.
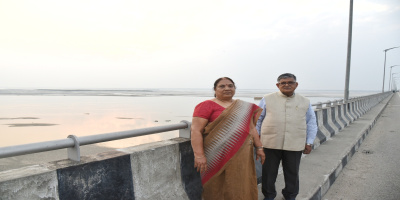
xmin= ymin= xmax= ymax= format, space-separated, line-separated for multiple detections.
xmin=256 ymin=148 xmax=265 ymax=164
xmin=249 ymin=120 xmax=265 ymax=164
xmin=191 ymin=117 xmax=209 ymax=173
xmin=194 ymin=156 xmax=208 ymax=173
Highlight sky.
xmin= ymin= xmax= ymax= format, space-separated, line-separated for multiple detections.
xmin=1 ymin=0 xmax=399 ymax=91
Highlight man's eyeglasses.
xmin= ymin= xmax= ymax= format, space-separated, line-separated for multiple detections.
xmin=278 ymin=81 xmax=296 ymax=86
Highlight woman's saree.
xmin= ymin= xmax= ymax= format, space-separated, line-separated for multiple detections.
xmin=201 ymin=100 xmax=262 ymax=200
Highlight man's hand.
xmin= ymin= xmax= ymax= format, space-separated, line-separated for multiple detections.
xmin=303 ymin=144 xmax=312 ymax=154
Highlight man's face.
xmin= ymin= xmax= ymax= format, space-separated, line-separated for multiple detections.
xmin=276 ymin=77 xmax=298 ymax=96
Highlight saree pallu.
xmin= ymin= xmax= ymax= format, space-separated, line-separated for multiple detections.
xmin=201 ymin=100 xmax=262 ymax=200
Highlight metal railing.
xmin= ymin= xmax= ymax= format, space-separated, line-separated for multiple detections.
xmin=0 ymin=120 xmax=191 ymax=161
xmin=311 ymin=91 xmax=391 ymax=108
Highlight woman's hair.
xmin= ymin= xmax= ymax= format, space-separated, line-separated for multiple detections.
xmin=213 ymin=77 xmax=236 ymax=97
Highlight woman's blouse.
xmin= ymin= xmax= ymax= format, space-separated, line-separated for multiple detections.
xmin=193 ymin=100 xmax=225 ymax=122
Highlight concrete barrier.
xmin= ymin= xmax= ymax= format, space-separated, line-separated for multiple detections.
xmin=311 ymin=92 xmax=391 ymax=149
xmin=0 ymin=138 xmax=202 ymax=200
xmin=336 ymin=102 xmax=348 ymax=129
xmin=331 ymin=101 xmax=344 ymax=130
xmin=0 ymin=92 xmax=392 ymax=200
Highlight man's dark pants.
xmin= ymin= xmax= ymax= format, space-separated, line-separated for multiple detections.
xmin=262 ymin=148 xmax=302 ymax=200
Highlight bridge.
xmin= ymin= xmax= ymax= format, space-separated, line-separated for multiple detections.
xmin=0 ymin=92 xmax=398 ymax=200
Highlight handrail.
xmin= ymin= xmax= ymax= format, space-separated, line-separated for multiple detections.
xmin=0 ymin=120 xmax=191 ymax=161
xmin=255 ymin=92 xmax=390 ymax=108
xmin=311 ymin=91 xmax=392 ymax=108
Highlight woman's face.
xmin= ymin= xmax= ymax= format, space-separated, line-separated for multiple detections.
xmin=215 ymin=79 xmax=236 ymax=99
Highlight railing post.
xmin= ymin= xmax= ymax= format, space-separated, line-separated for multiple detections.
xmin=68 ymin=135 xmax=81 ymax=161
xmin=325 ymin=100 xmax=331 ymax=107
xmin=316 ymin=102 xmax=323 ymax=109
xmin=179 ymin=120 xmax=192 ymax=139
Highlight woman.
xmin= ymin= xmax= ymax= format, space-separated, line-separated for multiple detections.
xmin=191 ymin=77 xmax=265 ymax=200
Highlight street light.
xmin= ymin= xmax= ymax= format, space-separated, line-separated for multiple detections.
xmin=382 ymin=46 xmax=400 ymax=92
xmin=388 ymin=65 xmax=400 ymax=91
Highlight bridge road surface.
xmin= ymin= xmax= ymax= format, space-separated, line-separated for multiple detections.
xmin=323 ymin=92 xmax=400 ymax=200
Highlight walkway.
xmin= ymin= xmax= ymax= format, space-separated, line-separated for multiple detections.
xmin=257 ymin=92 xmax=397 ymax=200
xmin=323 ymin=92 xmax=400 ymax=199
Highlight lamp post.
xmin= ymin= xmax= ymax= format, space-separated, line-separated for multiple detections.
xmin=344 ymin=0 xmax=353 ymax=101
xmin=382 ymin=46 xmax=400 ymax=92
xmin=389 ymin=65 xmax=400 ymax=90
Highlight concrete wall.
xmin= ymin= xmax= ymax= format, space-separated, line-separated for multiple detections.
xmin=0 ymin=138 xmax=202 ymax=200
xmin=0 ymin=92 xmax=392 ymax=200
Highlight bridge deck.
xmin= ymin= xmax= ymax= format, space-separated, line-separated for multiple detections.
xmin=323 ymin=92 xmax=400 ymax=199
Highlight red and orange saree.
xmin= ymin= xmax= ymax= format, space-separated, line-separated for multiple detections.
xmin=200 ymin=100 xmax=261 ymax=200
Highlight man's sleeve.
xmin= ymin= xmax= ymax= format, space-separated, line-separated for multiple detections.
xmin=256 ymin=98 xmax=266 ymax=135
xmin=306 ymin=103 xmax=318 ymax=144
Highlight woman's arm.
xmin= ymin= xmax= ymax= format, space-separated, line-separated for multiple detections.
xmin=191 ymin=117 xmax=209 ymax=173
xmin=250 ymin=122 xmax=265 ymax=164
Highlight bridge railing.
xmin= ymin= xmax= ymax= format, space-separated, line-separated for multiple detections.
xmin=0 ymin=120 xmax=192 ymax=161
xmin=310 ymin=91 xmax=392 ymax=148
xmin=311 ymin=92 xmax=391 ymax=109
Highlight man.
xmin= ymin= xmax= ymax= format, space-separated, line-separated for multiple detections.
xmin=256 ymin=73 xmax=318 ymax=200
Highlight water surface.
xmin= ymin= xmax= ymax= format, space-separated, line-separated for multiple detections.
xmin=0 ymin=89 xmax=378 ymax=148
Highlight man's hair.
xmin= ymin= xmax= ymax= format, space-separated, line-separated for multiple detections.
xmin=277 ymin=73 xmax=297 ymax=82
